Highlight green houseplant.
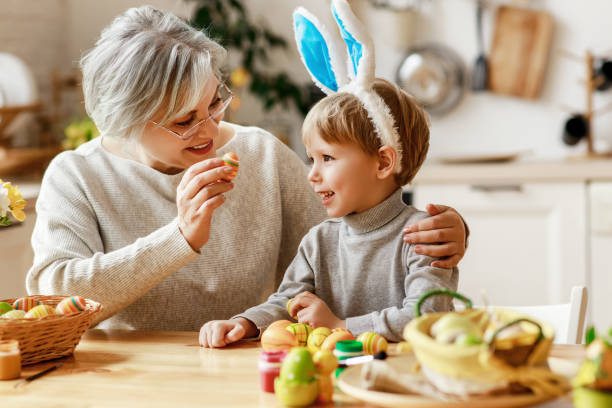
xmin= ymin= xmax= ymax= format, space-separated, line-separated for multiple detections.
xmin=188 ymin=0 xmax=322 ymax=115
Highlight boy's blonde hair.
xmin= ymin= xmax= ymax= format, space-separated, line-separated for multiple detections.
xmin=302 ymin=78 xmax=429 ymax=185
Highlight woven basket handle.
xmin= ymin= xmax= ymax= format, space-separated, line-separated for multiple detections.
xmin=414 ymin=289 xmax=473 ymax=318
xmin=488 ymin=318 xmax=544 ymax=350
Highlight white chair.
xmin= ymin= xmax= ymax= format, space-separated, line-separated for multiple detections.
xmin=468 ymin=286 xmax=588 ymax=344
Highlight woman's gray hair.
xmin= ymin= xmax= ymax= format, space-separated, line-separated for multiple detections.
xmin=80 ymin=5 xmax=226 ymax=138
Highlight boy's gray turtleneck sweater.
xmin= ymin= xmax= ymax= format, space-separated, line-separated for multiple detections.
xmin=238 ymin=188 xmax=458 ymax=341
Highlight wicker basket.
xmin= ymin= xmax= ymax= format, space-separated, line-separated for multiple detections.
xmin=0 ymin=295 xmax=102 ymax=365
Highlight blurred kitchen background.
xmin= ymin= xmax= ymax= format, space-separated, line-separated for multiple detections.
xmin=2 ymin=0 xmax=612 ymax=331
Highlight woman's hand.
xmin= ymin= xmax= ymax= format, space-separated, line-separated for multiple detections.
xmin=289 ymin=292 xmax=345 ymax=329
xmin=403 ymin=204 xmax=468 ymax=269
xmin=177 ymin=158 xmax=235 ymax=251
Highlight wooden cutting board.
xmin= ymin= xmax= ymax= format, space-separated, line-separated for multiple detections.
xmin=489 ymin=6 xmax=554 ymax=99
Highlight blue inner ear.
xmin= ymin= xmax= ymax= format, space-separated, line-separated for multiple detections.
xmin=294 ymin=14 xmax=338 ymax=92
xmin=332 ymin=4 xmax=362 ymax=77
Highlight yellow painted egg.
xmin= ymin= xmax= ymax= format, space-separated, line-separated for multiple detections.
xmin=267 ymin=320 xmax=294 ymax=330
xmin=286 ymin=323 xmax=313 ymax=346
xmin=261 ymin=326 xmax=299 ymax=352
xmin=357 ymin=332 xmax=388 ymax=355
xmin=12 ymin=297 xmax=40 ymax=312
xmin=25 ymin=305 xmax=56 ymax=318
xmin=286 ymin=298 xmax=297 ymax=319
xmin=1 ymin=310 xmax=26 ymax=319
xmin=307 ymin=327 xmax=332 ymax=352
xmin=321 ymin=330 xmax=355 ymax=351
xmin=56 ymin=296 xmax=87 ymax=315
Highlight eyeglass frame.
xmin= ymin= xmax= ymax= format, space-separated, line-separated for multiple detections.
xmin=151 ymin=83 xmax=234 ymax=141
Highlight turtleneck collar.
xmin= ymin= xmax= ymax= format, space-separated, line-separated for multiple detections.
xmin=342 ymin=188 xmax=406 ymax=234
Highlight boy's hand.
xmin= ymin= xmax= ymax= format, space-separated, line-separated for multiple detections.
xmin=290 ymin=292 xmax=344 ymax=329
xmin=403 ymin=204 xmax=468 ymax=269
xmin=199 ymin=317 xmax=257 ymax=348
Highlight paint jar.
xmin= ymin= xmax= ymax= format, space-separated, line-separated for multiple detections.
xmin=0 ymin=340 xmax=21 ymax=380
xmin=333 ymin=340 xmax=363 ymax=377
xmin=258 ymin=350 xmax=286 ymax=392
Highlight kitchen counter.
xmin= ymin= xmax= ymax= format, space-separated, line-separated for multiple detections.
xmin=412 ymin=158 xmax=612 ymax=184
xmin=0 ymin=329 xmax=581 ymax=407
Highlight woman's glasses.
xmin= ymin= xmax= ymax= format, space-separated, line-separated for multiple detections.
xmin=152 ymin=83 xmax=234 ymax=141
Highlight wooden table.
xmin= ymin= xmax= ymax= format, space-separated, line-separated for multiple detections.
xmin=0 ymin=330 xmax=583 ymax=407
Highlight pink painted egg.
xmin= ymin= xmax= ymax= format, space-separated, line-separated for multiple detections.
xmin=12 ymin=297 xmax=40 ymax=312
xmin=56 ymin=296 xmax=87 ymax=315
xmin=356 ymin=332 xmax=388 ymax=355
xmin=321 ymin=330 xmax=355 ymax=351
xmin=261 ymin=326 xmax=299 ymax=352
xmin=25 ymin=305 xmax=56 ymax=318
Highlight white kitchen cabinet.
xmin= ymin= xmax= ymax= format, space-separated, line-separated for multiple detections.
xmin=0 ymin=208 xmax=36 ymax=299
xmin=412 ymin=182 xmax=588 ymax=311
xmin=589 ymin=182 xmax=612 ymax=330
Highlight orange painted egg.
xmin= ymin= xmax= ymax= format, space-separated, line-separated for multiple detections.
xmin=267 ymin=320 xmax=294 ymax=331
xmin=1 ymin=310 xmax=26 ymax=319
xmin=56 ymin=296 xmax=87 ymax=315
xmin=321 ymin=330 xmax=355 ymax=351
xmin=25 ymin=305 xmax=56 ymax=318
xmin=221 ymin=152 xmax=239 ymax=182
xmin=357 ymin=332 xmax=388 ymax=355
xmin=12 ymin=297 xmax=40 ymax=312
xmin=286 ymin=323 xmax=313 ymax=346
xmin=307 ymin=327 xmax=332 ymax=352
xmin=261 ymin=327 xmax=299 ymax=351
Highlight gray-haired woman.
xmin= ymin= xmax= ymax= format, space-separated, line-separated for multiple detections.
xmin=26 ymin=6 xmax=468 ymax=330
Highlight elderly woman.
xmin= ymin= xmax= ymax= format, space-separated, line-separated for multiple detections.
xmin=27 ymin=6 xmax=467 ymax=330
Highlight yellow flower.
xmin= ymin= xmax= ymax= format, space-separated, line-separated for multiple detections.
xmin=230 ymin=67 xmax=250 ymax=88
xmin=0 ymin=179 xmax=27 ymax=223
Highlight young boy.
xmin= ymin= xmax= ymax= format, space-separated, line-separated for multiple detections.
xmin=199 ymin=78 xmax=458 ymax=347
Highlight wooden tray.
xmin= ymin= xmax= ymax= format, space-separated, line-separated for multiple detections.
xmin=337 ymin=352 xmax=574 ymax=408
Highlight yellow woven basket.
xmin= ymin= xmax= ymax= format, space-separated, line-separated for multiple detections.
xmin=403 ymin=290 xmax=566 ymax=397
xmin=0 ymin=295 xmax=102 ymax=365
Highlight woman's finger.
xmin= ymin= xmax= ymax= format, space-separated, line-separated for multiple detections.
xmin=404 ymin=228 xmax=460 ymax=245
xmin=182 ymin=166 xmax=235 ymax=200
xmin=196 ymin=193 xmax=226 ymax=217
xmin=178 ymin=158 xmax=225 ymax=191
xmin=431 ymin=254 xmax=463 ymax=269
xmin=190 ymin=182 xmax=233 ymax=211
xmin=403 ymin=209 xmax=462 ymax=233
xmin=414 ymin=242 xmax=459 ymax=258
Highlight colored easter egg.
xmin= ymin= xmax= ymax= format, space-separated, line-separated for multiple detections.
xmin=357 ymin=332 xmax=388 ymax=355
xmin=1 ymin=310 xmax=26 ymax=319
xmin=25 ymin=305 xmax=56 ymax=318
xmin=286 ymin=298 xmax=297 ymax=319
xmin=221 ymin=152 xmax=239 ymax=182
xmin=286 ymin=323 xmax=313 ymax=346
xmin=267 ymin=320 xmax=294 ymax=330
xmin=307 ymin=327 xmax=332 ymax=352
xmin=261 ymin=327 xmax=299 ymax=352
xmin=321 ymin=330 xmax=355 ymax=351
xmin=56 ymin=296 xmax=87 ymax=315
xmin=12 ymin=297 xmax=40 ymax=312
xmin=0 ymin=302 xmax=13 ymax=316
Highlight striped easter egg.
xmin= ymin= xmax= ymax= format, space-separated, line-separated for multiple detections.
xmin=1 ymin=310 xmax=26 ymax=319
xmin=286 ymin=323 xmax=313 ymax=346
xmin=261 ymin=326 xmax=298 ymax=351
xmin=221 ymin=152 xmax=239 ymax=182
xmin=56 ymin=296 xmax=87 ymax=315
xmin=357 ymin=332 xmax=388 ymax=355
xmin=321 ymin=330 xmax=355 ymax=351
xmin=25 ymin=305 xmax=56 ymax=318
xmin=12 ymin=297 xmax=40 ymax=312
xmin=307 ymin=327 xmax=332 ymax=352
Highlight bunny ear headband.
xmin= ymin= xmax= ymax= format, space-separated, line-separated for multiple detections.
xmin=293 ymin=0 xmax=402 ymax=173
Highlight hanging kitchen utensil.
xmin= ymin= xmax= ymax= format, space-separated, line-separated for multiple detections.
xmin=396 ymin=44 xmax=466 ymax=116
xmin=471 ymin=0 xmax=488 ymax=91
xmin=488 ymin=5 xmax=554 ymax=99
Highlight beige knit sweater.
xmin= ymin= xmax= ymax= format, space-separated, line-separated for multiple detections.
xmin=26 ymin=123 xmax=326 ymax=330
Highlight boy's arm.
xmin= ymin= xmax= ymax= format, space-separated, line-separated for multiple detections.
xmin=233 ymin=234 xmax=317 ymax=331
xmin=345 ymin=245 xmax=458 ymax=342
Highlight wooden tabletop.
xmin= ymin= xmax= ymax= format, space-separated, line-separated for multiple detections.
xmin=0 ymin=330 xmax=583 ymax=407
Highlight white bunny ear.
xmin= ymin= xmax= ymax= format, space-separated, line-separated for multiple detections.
xmin=331 ymin=0 xmax=375 ymax=88
xmin=293 ymin=7 xmax=348 ymax=95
